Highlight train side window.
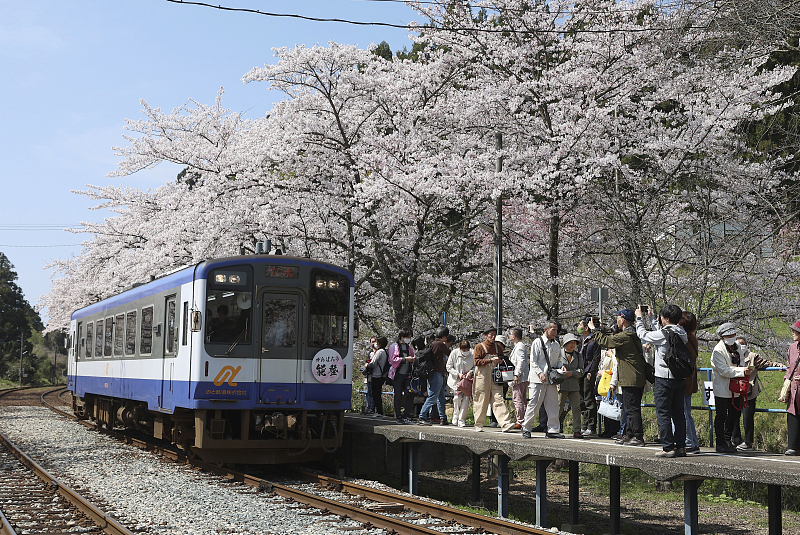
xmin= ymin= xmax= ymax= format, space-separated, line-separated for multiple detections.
xmin=86 ymin=322 xmax=93 ymax=358
xmin=165 ymin=296 xmax=177 ymax=356
xmin=77 ymin=322 xmax=83 ymax=360
xmin=140 ymin=306 xmax=154 ymax=355
xmin=95 ymin=320 xmax=104 ymax=359
xmin=182 ymin=301 xmax=189 ymax=346
xmin=125 ymin=311 xmax=137 ymax=355
xmin=308 ymin=269 xmax=350 ymax=347
xmin=104 ymin=317 xmax=113 ymax=357
xmin=114 ymin=314 xmax=124 ymax=357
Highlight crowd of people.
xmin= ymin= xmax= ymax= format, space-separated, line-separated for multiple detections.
xmin=363 ymin=306 xmax=800 ymax=457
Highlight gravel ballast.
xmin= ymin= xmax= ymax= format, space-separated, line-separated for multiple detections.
xmin=0 ymin=406 xmax=376 ymax=534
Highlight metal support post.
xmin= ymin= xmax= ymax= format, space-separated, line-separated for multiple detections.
xmin=472 ymin=453 xmax=482 ymax=503
xmin=768 ymin=484 xmax=782 ymax=535
xmin=493 ymin=132 xmax=503 ymax=330
xmin=497 ymin=454 xmax=510 ymax=518
xmin=684 ymin=479 xmax=700 ymax=535
xmin=569 ymin=461 xmax=580 ymax=525
xmin=400 ymin=443 xmax=409 ymax=489
xmin=707 ymin=369 xmax=715 ymax=447
xmin=610 ymin=466 xmax=621 ymax=534
xmin=536 ymin=459 xmax=548 ymax=527
xmin=407 ymin=443 xmax=420 ymax=496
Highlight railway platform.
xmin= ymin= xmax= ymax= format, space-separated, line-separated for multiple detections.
xmin=344 ymin=413 xmax=799 ymax=535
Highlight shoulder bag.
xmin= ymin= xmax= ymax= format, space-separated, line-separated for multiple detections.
xmin=538 ymin=338 xmax=566 ymax=385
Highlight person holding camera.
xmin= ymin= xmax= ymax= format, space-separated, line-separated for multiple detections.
xmin=636 ymin=304 xmax=690 ymax=458
xmin=590 ymin=310 xmax=646 ymax=446
xmin=578 ymin=318 xmax=602 ymax=438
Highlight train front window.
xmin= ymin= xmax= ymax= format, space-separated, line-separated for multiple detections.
xmin=205 ymin=267 xmax=253 ymax=345
xmin=309 ymin=269 xmax=350 ymax=347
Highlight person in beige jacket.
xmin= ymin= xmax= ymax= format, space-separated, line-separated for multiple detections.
xmin=731 ymin=336 xmax=786 ymax=451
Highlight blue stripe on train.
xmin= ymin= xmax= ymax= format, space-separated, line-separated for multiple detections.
xmin=67 ymin=375 xmax=351 ymax=412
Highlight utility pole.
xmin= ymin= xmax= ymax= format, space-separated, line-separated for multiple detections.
xmin=19 ymin=324 xmax=23 ymax=387
xmin=493 ymin=133 xmax=503 ymax=331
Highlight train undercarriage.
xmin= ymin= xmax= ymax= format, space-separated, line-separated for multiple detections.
xmin=71 ymin=393 xmax=343 ymax=464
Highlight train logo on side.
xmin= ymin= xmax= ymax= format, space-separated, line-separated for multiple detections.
xmin=213 ymin=366 xmax=242 ymax=386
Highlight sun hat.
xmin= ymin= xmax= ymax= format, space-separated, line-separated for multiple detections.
xmin=717 ymin=322 xmax=737 ymax=338
xmin=562 ymin=333 xmax=580 ymax=345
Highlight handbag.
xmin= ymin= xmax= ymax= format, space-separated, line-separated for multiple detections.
xmin=597 ymin=370 xmax=613 ymax=396
xmin=729 ymin=377 xmax=750 ymax=396
xmin=457 ymin=375 xmax=474 ymax=396
xmin=493 ymin=364 xmax=515 ymax=384
xmin=598 ymin=391 xmax=622 ymax=421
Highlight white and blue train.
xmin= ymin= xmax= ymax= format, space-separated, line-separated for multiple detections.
xmin=67 ymin=253 xmax=353 ymax=463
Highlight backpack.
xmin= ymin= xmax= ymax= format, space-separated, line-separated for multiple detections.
xmin=663 ymin=328 xmax=693 ymax=380
xmin=414 ymin=345 xmax=436 ymax=380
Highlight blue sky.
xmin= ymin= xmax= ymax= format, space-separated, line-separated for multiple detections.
xmin=0 ymin=0 xmax=417 ymax=320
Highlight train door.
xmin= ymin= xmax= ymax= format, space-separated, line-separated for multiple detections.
xmin=160 ymin=295 xmax=177 ymax=410
xmin=257 ymin=292 xmax=302 ymax=404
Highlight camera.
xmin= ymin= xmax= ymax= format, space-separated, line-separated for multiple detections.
xmin=640 ymin=305 xmax=649 ymax=315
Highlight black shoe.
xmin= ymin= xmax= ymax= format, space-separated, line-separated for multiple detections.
xmin=716 ymin=444 xmax=736 ymax=453
xmin=440 ymin=420 xmax=450 ymax=426
xmin=615 ymin=435 xmax=630 ymax=445
xmin=627 ymin=437 xmax=645 ymax=447
xmin=531 ymin=425 xmax=547 ymax=432
xmin=417 ymin=419 xmax=432 ymax=426
xmin=522 ymin=430 xmax=532 ymax=439
xmin=396 ymin=418 xmax=407 ymax=425
xmin=685 ymin=446 xmax=700 ymax=454
xmin=676 ymin=448 xmax=687 ymax=457
xmin=546 ymin=432 xmax=565 ymax=439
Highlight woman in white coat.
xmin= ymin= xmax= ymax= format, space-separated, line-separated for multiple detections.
xmin=446 ymin=340 xmax=475 ymax=427
xmin=710 ymin=322 xmax=751 ymax=453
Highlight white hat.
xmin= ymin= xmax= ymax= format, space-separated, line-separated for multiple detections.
xmin=562 ymin=333 xmax=580 ymax=345
xmin=495 ymin=334 xmax=509 ymax=347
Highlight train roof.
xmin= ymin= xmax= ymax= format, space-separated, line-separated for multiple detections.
xmin=71 ymin=255 xmax=353 ymax=321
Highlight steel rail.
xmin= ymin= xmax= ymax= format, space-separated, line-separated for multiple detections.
xmin=291 ymin=470 xmax=552 ymax=535
xmin=0 ymin=389 xmax=135 ymax=535
xmin=0 ymin=508 xmax=15 ymax=535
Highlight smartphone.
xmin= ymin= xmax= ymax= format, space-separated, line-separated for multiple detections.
xmin=640 ymin=305 xmax=649 ymax=315
xmin=592 ymin=316 xmax=601 ymax=326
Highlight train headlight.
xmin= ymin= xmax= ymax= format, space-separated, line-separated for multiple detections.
xmin=215 ymin=274 xmax=227 ymax=283
xmin=229 ymin=275 xmax=241 ymax=284
xmin=316 ymin=278 xmax=326 ymax=288
xmin=327 ymin=280 xmax=339 ymax=289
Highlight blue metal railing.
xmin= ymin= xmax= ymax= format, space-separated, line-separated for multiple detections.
xmin=642 ymin=367 xmax=787 ymax=447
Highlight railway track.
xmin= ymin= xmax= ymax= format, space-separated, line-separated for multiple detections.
xmin=0 ymin=387 xmax=134 ymax=535
xmin=34 ymin=388 xmax=554 ymax=535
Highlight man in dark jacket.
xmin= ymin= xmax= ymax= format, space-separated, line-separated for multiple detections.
xmin=580 ymin=318 xmax=602 ymax=438
xmin=590 ymin=309 xmax=647 ymax=446
xmin=418 ymin=327 xmax=451 ymax=426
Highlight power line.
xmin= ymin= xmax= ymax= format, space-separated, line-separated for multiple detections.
xmin=166 ymin=0 xmax=704 ymax=34
xmin=0 ymin=244 xmax=82 ymax=248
